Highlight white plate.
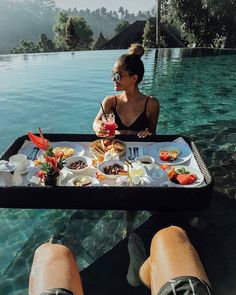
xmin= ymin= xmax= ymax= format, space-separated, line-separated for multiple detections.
xmin=156 ymin=142 xmax=192 ymax=165
xmin=37 ymin=142 xmax=85 ymax=159
xmin=170 ymin=165 xmax=204 ymax=188
xmin=66 ymin=176 xmax=100 ymax=187
xmin=0 ymin=160 xmax=16 ymax=172
xmin=27 ymin=167 xmax=67 ymax=186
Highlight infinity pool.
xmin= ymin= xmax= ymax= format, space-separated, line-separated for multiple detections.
xmin=0 ymin=48 xmax=236 ymax=295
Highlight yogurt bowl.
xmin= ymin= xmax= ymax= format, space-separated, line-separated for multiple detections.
xmin=64 ymin=155 xmax=92 ymax=174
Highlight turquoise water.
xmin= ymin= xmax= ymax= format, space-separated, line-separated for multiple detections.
xmin=1 ymin=49 xmax=235 ymax=152
xmin=0 ymin=48 xmax=236 ymax=294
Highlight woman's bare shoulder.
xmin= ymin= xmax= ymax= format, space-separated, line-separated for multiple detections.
xmin=102 ymin=95 xmax=116 ymax=106
xmin=148 ymin=96 xmax=160 ymax=107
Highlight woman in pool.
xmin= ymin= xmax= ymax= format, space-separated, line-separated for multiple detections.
xmin=93 ymin=44 xmax=160 ymax=138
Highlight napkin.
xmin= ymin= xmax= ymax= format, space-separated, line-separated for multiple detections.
xmin=173 ymin=137 xmax=192 ymax=155
xmin=18 ymin=140 xmax=35 ymax=156
xmin=0 ymin=160 xmax=15 ymax=172
xmin=142 ymin=143 xmax=158 ymax=159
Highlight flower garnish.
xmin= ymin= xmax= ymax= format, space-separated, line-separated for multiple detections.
xmin=28 ymin=128 xmax=65 ymax=179
xmin=28 ymin=127 xmax=49 ymax=151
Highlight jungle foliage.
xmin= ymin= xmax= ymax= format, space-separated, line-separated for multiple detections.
xmin=1 ymin=0 xmax=235 ymax=54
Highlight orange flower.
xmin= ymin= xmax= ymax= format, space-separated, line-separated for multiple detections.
xmin=34 ymin=159 xmax=40 ymax=166
xmin=28 ymin=128 xmax=49 ymax=151
xmin=45 ymin=157 xmax=58 ymax=171
xmin=54 ymin=151 xmax=64 ymax=160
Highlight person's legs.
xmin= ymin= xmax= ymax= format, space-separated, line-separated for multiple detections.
xmin=139 ymin=226 xmax=210 ymax=295
xmin=127 ymin=233 xmax=147 ymax=287
xmin=139 ymin=257 xmax=151 ymax=288
xmin=29 ymin=243 xmax=84 ymax=295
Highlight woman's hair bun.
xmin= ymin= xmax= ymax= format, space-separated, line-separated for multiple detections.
xmin=128 ymin=43 xmax=145 ymax=58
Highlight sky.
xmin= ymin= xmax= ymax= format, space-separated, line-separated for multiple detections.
xmin=54 ymin=0 xmax=155 ymax=13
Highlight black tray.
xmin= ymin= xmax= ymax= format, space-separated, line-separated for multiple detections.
xmin=0 ymin=134 xmax=214 ymax=210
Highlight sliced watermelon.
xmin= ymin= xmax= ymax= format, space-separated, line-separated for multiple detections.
xmin=175 ymin=174 xmax=197 ymax=185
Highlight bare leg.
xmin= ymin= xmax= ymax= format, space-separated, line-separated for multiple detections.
xmin=123 ymin=210 xmax=136 ymax=238
xmin=127 ymin=233 xmax=147 ymax=287
xmin=29 ymin=243 xmax=84 ymax=295
xmin=139 ymin=257 xmax=151 ymax=288
xmin=139 ymin=226 xmax=210 ymax=295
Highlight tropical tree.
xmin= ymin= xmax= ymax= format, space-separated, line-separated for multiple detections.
xmin=118 ymin=6 xmax=125 ymax=19
xmin=11 ymin=40 xmax=39 ymax=54
xmin=114 ymin=20 xmax=130 ymax=35
xmin=53 ymin=11 xmax=69 ymax=50
xmin=54 ymin=13 xmax=93 ymax=50
xmin=142 ymin=20 xmax=156 ymax=48
xmin=202 ymin=0 xmax=236 ymax=47
xmin=166 ymin=0 xmax=236 ymax=47
xmin=38 ymin=33 xmax=55 ymax=52
xmin=65 ymin=18 xmax=78 ymax=49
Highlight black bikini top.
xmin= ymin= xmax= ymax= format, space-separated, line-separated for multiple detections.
xmin=112 ymin=96 xmax=150 ymax=132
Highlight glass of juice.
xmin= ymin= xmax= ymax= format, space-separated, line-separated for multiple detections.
xmin=102 ymin=112 xmax=116 ymax=138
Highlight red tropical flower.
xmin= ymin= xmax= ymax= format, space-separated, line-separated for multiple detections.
xmin=38 ymin=170 xmax=45 ymax=180
xmin=28 ymin=128 xmax=49 ymax=151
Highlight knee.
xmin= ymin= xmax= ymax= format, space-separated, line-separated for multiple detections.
xmin=151 ymin=226 xmax=188 ymax=247
xmin=34 ymin=243 xmax=73 ymax=263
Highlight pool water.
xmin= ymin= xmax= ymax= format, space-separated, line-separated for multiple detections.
xmin=0 ymin=48 xmax=236 ymax=294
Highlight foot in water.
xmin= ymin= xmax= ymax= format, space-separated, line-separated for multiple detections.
xmin=127 ymin=233 xmax=147 ymax=287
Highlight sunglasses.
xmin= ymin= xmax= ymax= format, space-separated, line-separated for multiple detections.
xmin=111 ymin=72 xmax=131 ymax=82
xmin=111 ymin=72 xmax=122 ymax=82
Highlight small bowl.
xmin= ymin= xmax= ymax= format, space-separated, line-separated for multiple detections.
xmin=97 ymin=160 xmax=127 ymax=179
xmin=138 ymin=156 xmax=155 ymax=170
xmin=64 ymin=155 xmax=92 ymax=174
xmin=67 ymin=175 xmax=93 ymax=187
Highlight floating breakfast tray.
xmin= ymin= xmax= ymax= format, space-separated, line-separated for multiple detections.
xmin=0 ymin=134 xmax=214 ymax=210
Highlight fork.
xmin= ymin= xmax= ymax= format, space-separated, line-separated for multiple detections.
xmin=134 ymin=147 xmax=139 ymax=158
xmin=128 ymin=147 xmax=134 ymax=160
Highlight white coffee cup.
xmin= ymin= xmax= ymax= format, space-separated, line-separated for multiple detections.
xmin=9 ymin=154 xmax=27 ymax=173
xmin=138 ymin=156 xmax=155 ymax=170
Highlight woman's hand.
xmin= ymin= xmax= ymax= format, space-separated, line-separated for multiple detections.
xmin=137 ymin=128 xmax=152 ymax=138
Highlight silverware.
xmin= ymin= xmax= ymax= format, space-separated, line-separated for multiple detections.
xmin=134 ymin=147 xmax=139 ymax=158
xmin=128 ymin=147 xmax=134 ymax=160
xmin=27 ymin=147 xmax=39 ymax=160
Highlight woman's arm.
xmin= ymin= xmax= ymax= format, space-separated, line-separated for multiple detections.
xmin=93 ymin=96 xmax=115 ymax=133
xmin=148 ymin=97 xmax=160 ymax=134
